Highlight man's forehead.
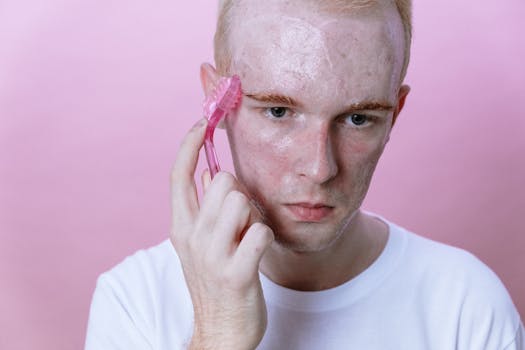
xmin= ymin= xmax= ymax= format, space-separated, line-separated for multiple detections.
xmin=224 ymin=0 xmax=405 ymax=105
xmin=231 ymin=15 xmax=334 ymax=81
xmin=226 ymin=0 xmax=404 ymax=62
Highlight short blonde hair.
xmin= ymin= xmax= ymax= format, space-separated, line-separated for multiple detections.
xmin=214 ymin=0 xmax=412 ymax=83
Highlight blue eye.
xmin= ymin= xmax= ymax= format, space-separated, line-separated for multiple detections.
xmin=268 ymin=107 xmax=287 ymax=118
xmin=349 ymin=114 xmax=368 ymax=126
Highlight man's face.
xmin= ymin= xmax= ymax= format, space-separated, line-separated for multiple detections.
xmin=223 ymin=1 xmax=407 ymax=252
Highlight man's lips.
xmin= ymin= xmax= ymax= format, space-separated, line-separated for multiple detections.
xmin=283 ymin=203 xmax=334 ymax=222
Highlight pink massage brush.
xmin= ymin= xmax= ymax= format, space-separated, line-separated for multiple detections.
xmin=203 ymin=75 xmax=242 ymax=178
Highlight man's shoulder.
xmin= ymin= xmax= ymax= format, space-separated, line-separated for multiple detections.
xmin=390 ymin=221 xmax=496 ymax=278
xmin=98 ymin=239 xmax=178 ymax=290
xmin=379 ymin=218 xmax=513 ymax=305
xmin=92 ymin=239 xmax=181 ymax=312
xmin=86 ymin=242 xmax=194 ymax=348
xmin=389 ymin=221 xmax=522 ymax=343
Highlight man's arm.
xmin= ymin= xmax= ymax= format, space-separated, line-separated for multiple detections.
xmin=170 ymin=118 xmax=274 ymax=350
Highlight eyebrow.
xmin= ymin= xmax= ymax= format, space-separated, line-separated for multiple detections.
xmin=244 ymin=93 xmax=395 ymax=112
xmin=244 ymin=93 xmax=301 ymax=107
xmin=341 ymin=101 xmax=395 ymax=112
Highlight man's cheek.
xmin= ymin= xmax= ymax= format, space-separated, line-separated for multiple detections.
xmin=345 ymin=132 xmax=389 ymax=158
xmin=243 ymin=128 xmax=292 ymax=164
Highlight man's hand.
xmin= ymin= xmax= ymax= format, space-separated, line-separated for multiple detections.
xmin=170 ymin=118 xmax=275 ymax=350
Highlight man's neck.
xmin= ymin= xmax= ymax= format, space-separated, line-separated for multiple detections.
xmin=259 ymin=211 xmax=389 ymax=291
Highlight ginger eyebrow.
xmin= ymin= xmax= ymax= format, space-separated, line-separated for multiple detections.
xmin=244 ymin=93 xmax=301 ymax=107
xmin=244 ymin=93 xmax=394 ymax=112
xmin=342 ymin=101 xmax=395 ymax=112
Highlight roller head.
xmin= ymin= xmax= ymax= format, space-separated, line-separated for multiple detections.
xmin=203 ymin=75 xmax=242 ymax=118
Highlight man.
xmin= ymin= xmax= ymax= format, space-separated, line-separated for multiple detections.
xmin=86 ymin=0 xmax=524 ymax=349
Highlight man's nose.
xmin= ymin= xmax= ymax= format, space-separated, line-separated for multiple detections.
xmin=294 ymin=122 xmax=339 ymax=184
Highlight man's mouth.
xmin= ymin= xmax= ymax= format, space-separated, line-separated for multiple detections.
xmin=283 ymin=202 xmax=334 ymax=222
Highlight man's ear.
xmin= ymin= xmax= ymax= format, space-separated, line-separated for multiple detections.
xmin=200 ymin=62 xmax=220 ymax=98
xmin=392 ymin=84 xmax=410 ymax=127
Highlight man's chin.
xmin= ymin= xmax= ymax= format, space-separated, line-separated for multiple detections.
xmin=271 ymin=228 xmax=342 ymax=255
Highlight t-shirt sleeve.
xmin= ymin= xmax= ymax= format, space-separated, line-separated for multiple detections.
xmin=84 ymin=273 xmax=154 ymax=350
xmin=504 ymin=323 xmax=525 ymax=350
xmin=452 ymin=251 xmax=524 ymax=350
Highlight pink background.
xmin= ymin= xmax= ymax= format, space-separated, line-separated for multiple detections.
xmin=1 ymin=1 xmax=524 ymax=348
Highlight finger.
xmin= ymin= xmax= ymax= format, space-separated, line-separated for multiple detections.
xmin=210 ymin=190 xmax=252 ymax=257
xmin=234 ymin=181 xmax=263 ymax=228
xmin=195 ymin=171 xmax=238 ymax=235
xmin=233 ymin=223 xmax=274 ymax=278
xmin=233 ymin=198 xmax=263 ymax=243
xmin=246 ymin=198 xmax=264 ymax=229
xmin=171 ymin=118 xmax=208 ymax=227
xmin=201 ymin=168 xmax=211 ymax=193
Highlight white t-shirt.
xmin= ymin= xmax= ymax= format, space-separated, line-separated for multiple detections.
xmin=85 ymin=219 xmax=524 ymax=349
